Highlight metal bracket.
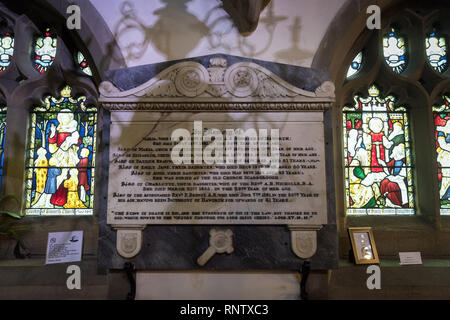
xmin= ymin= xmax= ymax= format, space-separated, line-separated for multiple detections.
xmin=300 ymin=260 xmax=311 ymax=300
xmin=124 ymin=262 xmax=136 ymax=300
xmin=14 ymin=240 xmax=30 ymax=259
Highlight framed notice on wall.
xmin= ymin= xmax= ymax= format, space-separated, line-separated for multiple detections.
xmin=348 ymin=227 xmax=379 ymax=264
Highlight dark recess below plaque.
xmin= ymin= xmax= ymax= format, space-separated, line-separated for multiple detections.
xmin=98 ymin=224 xmax=338 ymax=270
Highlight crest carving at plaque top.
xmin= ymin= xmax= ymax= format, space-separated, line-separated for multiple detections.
xmin=99 ymin=57 xmax=335 ymax=106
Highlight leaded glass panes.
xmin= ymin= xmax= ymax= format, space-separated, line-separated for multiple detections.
xmin=383 ymin=28 xmax=407 ymax=74
xmin=426 ymin=32 xmax=448 ymax=73
xmin=0 ymin=33 xmax=14 ymax=72
xmin=433 ymin=96 xmax=450 ymax=215
xmin=347 ymin=51 xmax=363 ymax=78
xmin=33 ymin=29 xmax=57 ymax=74
xmin=343 ymin=85 xmax=415 ymax=215
xmin=76 ymin=52 xmax=92 ymax=76
xmin=25 ymin=85 xmax=97 ymax=216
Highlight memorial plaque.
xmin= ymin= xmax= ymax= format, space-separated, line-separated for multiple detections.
xmin=107 ymin=112 xmax=327 ymax=226
xmin=99 ymin=56 xmax=336 ymax=264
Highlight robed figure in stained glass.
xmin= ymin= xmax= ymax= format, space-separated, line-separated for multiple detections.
xmin=433 ymin=96 xmax=450 ymax=213
xmin=25 ymin=85 xmax=97 ymax=216
xmin=0 ymin=106 xmax=7 ymax=188
xmin=47 ymin=109 xmax=81 ymax=207
xmin=344 ymin=85 xmax=414 ymax=214
xmin=436 ymin=121 xmax=450 ymax=200
xmin=63 ymin=169 xmax=87 ymax=209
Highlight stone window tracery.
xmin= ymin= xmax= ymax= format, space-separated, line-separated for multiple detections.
xmin=0 ymin=9 xmax=98 ymax=216
xmin=342 ymin=8 xmax=449 ymax=216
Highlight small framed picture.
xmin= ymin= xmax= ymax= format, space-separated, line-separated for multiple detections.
xmin=348 ymin=227 xmax=379 ymax=264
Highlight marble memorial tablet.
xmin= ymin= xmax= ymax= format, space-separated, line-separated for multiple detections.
xmin=99 ymin=56 xmax=336 ymax=263
xmin=107 ymin=112 xmax=327 ymax=226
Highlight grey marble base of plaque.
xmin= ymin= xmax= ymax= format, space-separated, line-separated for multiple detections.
xmin=98 ymin=224 xmax=337 ymax=270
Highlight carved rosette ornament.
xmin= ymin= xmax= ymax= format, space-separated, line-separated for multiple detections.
xmin=225 ymin=64 xmax=259 ymax=97
xmin=174 ymin=63 xmax=209 ymax=97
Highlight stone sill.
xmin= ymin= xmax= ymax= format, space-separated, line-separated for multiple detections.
xmin=440 ymin=216 xmax=450 ymax=230
xmin=333 ymin=259 xmax=450 ymax=290
xmin=2 ymin=257 xmax=450 ymax=269
xmin=0 ymin=258 xmax=45 ymax=267
xmin=0 ymin=255 xmax=98 ymax=267
xmin=339 ymin=259 xmax=450 ymax=268
xmin=346 ymin=215 xmax=435 ymax=231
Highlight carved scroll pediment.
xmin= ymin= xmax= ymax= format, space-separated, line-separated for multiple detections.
xmin=100 ymin=57 xmax=335 ymax=109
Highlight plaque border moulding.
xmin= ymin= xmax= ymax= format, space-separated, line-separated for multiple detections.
xmin=100 ymin=56 xmax=335 ymax=260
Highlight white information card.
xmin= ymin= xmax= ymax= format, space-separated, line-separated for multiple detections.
xmin=45 ymin=231 xmax=83 ymax=264
xmin=399 ymin=252 xmax=422 ymax=265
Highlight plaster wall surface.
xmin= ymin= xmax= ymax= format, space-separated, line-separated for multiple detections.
xmin=89 ymin=0 xmax=347 ymax=68
xmin=135 ymin=272 xmax=302 ymax=300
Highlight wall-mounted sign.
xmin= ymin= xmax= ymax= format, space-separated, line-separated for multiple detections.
xmin=45 ymin=231 xmax=83 ymax=264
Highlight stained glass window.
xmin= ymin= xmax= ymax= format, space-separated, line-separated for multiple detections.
xmin=343 ymin=85 xmax=415 ymax=215
xmin=426 ymin=32 xmax=448 ymax=73
xmin=433 ymin=95 xmax=450 ymax=215
xmin=33 ymin=29 xmax=57 ymax=74
xmin=383 ymin=28 xmax=407 ymax=74
xmin=76 ymin=52 xmax=92 ymax=76
xmin=347 ymin=51 xmax=363 ymax=78
xmin=25 ymin=85 xmax=97 ymax=216
xmin=0 ymin=33 xmax=14 ymax=72
xmin=0 ymin=106 xmax=6 ymax=188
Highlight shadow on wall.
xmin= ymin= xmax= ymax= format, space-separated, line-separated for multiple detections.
xmin=274 ymin=17 xmax=313 ymax=65
xmin=109 ymin=0 xmax=312 ymax=65
xmin=113 ymin=0 xmax=210 ymax=62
